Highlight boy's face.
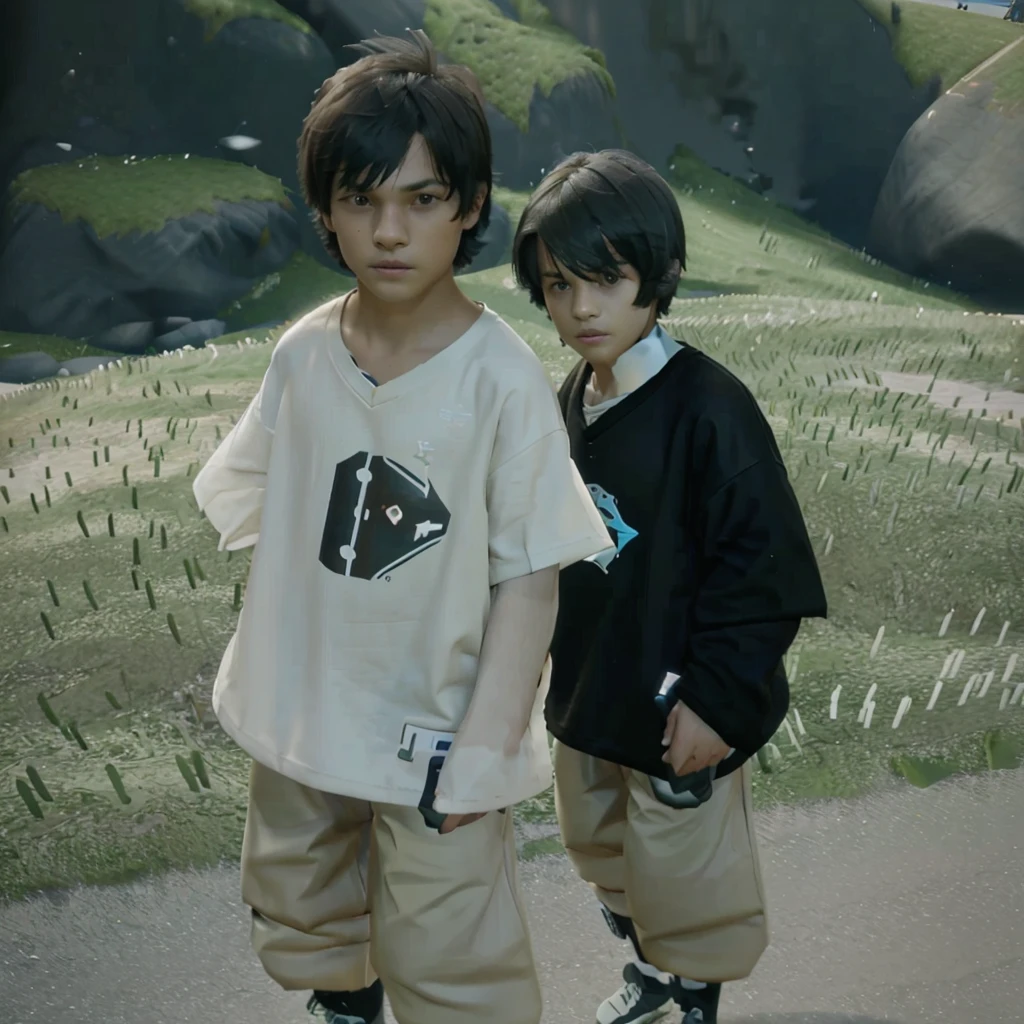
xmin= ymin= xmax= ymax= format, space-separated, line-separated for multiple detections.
xmin=537 ymin=240 xmax=659 ymax=371
xmin=322 ymin=133 xmax=486 ymax=303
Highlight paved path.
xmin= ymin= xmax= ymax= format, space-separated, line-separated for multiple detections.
xmin=1 ymin=770 xmax=1023 ymax=1024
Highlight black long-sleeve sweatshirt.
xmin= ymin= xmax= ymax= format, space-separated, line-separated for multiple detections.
xmin=547 ymin=340 xmax=828 ymax=781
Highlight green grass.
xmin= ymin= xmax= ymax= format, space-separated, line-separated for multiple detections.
xmin=10 ymin=155 xmax=292 ymax=239
xmin=183 ymin=0 xmax=312 ymax=40
xmin=976 ymin=33 xmax=1024 ymax=111
xmin=858 ymin=0 xmax=1022 ymax=89
xmin=424 ymin=0 xmax=614 ymax=132
xmin=0 ymin=333 xmax=113 ymax=364
xmin=666 ymin=145 xmax=969 ymax=308
xmin=2 ymin=152 xmax=1024 ymax=900
xmin=218 ymin=251 xmax=350 ymax=332
xmin=492 ymin=186 xmax=530 ymax=230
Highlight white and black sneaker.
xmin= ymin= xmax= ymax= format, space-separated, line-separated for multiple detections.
xmin=596 ymin=962 xmax=675 ymax=1024
xmin=306 ymin=982 xmax=385 ymax=1024
xmin=595 ymin=963 xmax=723 ymax=1024
xmin=674 ymin=976 xmax=722 ymax=1024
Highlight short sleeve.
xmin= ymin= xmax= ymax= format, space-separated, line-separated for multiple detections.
xmin=192 ymin=352 xmax=284 ymax=551
xmin=487 ymin=427 xmax=613 ymax=586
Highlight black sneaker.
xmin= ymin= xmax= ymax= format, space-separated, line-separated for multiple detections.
xmin=306 ymin=986 xmax=385 ymax=1024
xmin=595 ymin=962 xmax=675 ymax=1024
xmin=673 ymin=978 xmax=721 ymax=1024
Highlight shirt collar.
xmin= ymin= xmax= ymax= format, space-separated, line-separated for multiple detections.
xmin=584 ymin=323 xmax=681 ymax=407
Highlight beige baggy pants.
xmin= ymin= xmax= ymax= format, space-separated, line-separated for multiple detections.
xmin=240 ymin=760 xmax=542 ymax=1024
xmin=553 ymin=740 xmax=768 ymax=983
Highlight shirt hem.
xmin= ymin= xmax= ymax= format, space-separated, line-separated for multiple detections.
xmin=547 ymin=722 xmax=750 ymax=781
xmin=215 ymin=701 xmax=426 ymax=807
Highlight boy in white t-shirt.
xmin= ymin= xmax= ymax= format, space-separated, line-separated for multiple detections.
xmin=192 ymin=31 xmax=611 ymax=1024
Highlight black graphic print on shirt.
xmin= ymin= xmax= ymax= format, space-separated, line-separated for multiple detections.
xmin=319 ymin=452 xmax=451 ymax=580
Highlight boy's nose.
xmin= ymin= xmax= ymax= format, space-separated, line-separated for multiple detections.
xmin=571 ymin=286 xmax=600 ymax=320
xmin=373 ymin=206 xmax=408 ymax=249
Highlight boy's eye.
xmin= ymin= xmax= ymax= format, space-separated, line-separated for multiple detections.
xmin=342 ymin=194 xmax=370 ymax=207
xmin=415 ymin=194 xmax=438 ymax=206
xmin=600 ymin=271 xmax=620 ymax=286
xmin=549 ymin=281 xmax=569 ymax=293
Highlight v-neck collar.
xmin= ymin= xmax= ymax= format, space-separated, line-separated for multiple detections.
xmin=325 ymin=290 xmax=496 ymax=408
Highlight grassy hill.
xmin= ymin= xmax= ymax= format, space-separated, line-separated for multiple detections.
xmin=2 ymin=149 xmax=1023 ymax=899
xmin=978 ymin=32 xmax=1024 ymax=111
xmin=858 ymin=0 xmax=1023 ymax=89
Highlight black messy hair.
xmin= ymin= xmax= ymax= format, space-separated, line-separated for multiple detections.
xmin=512 ymin=150 xmax=686 ymax=317
xmin=298 ymin=29 xmax=492 ymax=271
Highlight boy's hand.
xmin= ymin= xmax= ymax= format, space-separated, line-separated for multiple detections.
xmin=661 ymin=701 xmax=730 ymax=775
xmin=438 ymin=812 xmax=487 ymax=834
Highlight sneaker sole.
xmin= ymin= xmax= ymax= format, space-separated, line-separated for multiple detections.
xmin=596 ymin=1007 xmax=672 ymax=1024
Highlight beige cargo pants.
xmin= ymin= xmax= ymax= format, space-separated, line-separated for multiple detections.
xmin=553 ymin=740 xmax=768 ymax=983
xmin=241 ymin=760 xmax=542 ymax=1024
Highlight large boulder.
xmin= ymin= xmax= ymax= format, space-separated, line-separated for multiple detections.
xmin=537 ymin=0 xmax=935 ymax=248
xmin=867 ymin=75 xmax=1024 ymax=308
xmin=0 ymin=155 xmax=300 ymax=338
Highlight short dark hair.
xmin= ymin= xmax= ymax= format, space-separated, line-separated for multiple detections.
xmin=512 ymin=150 xmax=686 ymax=317
xmin=297 ymin=29 xmax=492 ymax=271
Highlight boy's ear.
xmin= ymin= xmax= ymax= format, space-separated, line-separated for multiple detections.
xmin=461 ymin=184 xmax=488 ymax=229
xmin=321 ymin=209 xmax=335 ymax=235
xmin=654 ymin=258 xmax=682 ymax=299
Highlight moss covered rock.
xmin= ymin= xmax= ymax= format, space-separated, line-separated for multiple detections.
xmin=0 ymin=156 xmax=299 ymax=338
xmin=277 ymin=0 xmax=621 ymax=189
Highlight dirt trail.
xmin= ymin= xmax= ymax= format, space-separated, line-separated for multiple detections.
xmin=2 ymin=769 xmax=1022 ymax=1023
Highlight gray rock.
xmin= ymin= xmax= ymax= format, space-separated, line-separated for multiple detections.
xmin=459 ymin=201 xmax=512 ymax=275
xmin=275 ymin=1 xmax=428 ymax=61
xmin=868 ymin=80 xmax=1024 ymax=307
xmin=156 ymin=316 xmax=192 ymax=334
xmin=89 ymin=322 xmax=156 ymax=356
xmin=60 ymin=355 xmax=119 ymax=376
xmin=487 ymin=75 xmax=622 ymax=192
xmin=153 ymin=319 xmax=226 ymax=352
xmin=0 ymin=198 xmax=300 ymax=338
xmin=0 ymin=351 xmax=60 ymax=384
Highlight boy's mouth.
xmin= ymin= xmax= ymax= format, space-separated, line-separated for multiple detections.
xmin=372 ymin=260 xmax=413 ymax=274
xmin=576 ymin=330 xmax=609 ymax=344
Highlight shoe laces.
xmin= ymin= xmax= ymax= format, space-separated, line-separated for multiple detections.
xmin=608 ymin=980 xmax=644 ymax=1015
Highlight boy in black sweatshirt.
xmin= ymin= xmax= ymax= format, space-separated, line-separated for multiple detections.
xmin=512 ymin=150 xmax=828 ymax=1024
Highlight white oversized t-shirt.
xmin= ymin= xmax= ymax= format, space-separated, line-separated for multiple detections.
xmin=193 ymin=296 xmax=611 ymax=813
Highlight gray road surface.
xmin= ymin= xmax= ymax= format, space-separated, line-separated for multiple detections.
xmin=1 ymin=769 xmax=1022 ymax=1024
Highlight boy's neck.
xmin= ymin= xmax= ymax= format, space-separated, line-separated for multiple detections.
xmin=347 ymin=272 xmax=479 ymax=354
xmin=590 ymin=322 xmax=660 ymax=395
